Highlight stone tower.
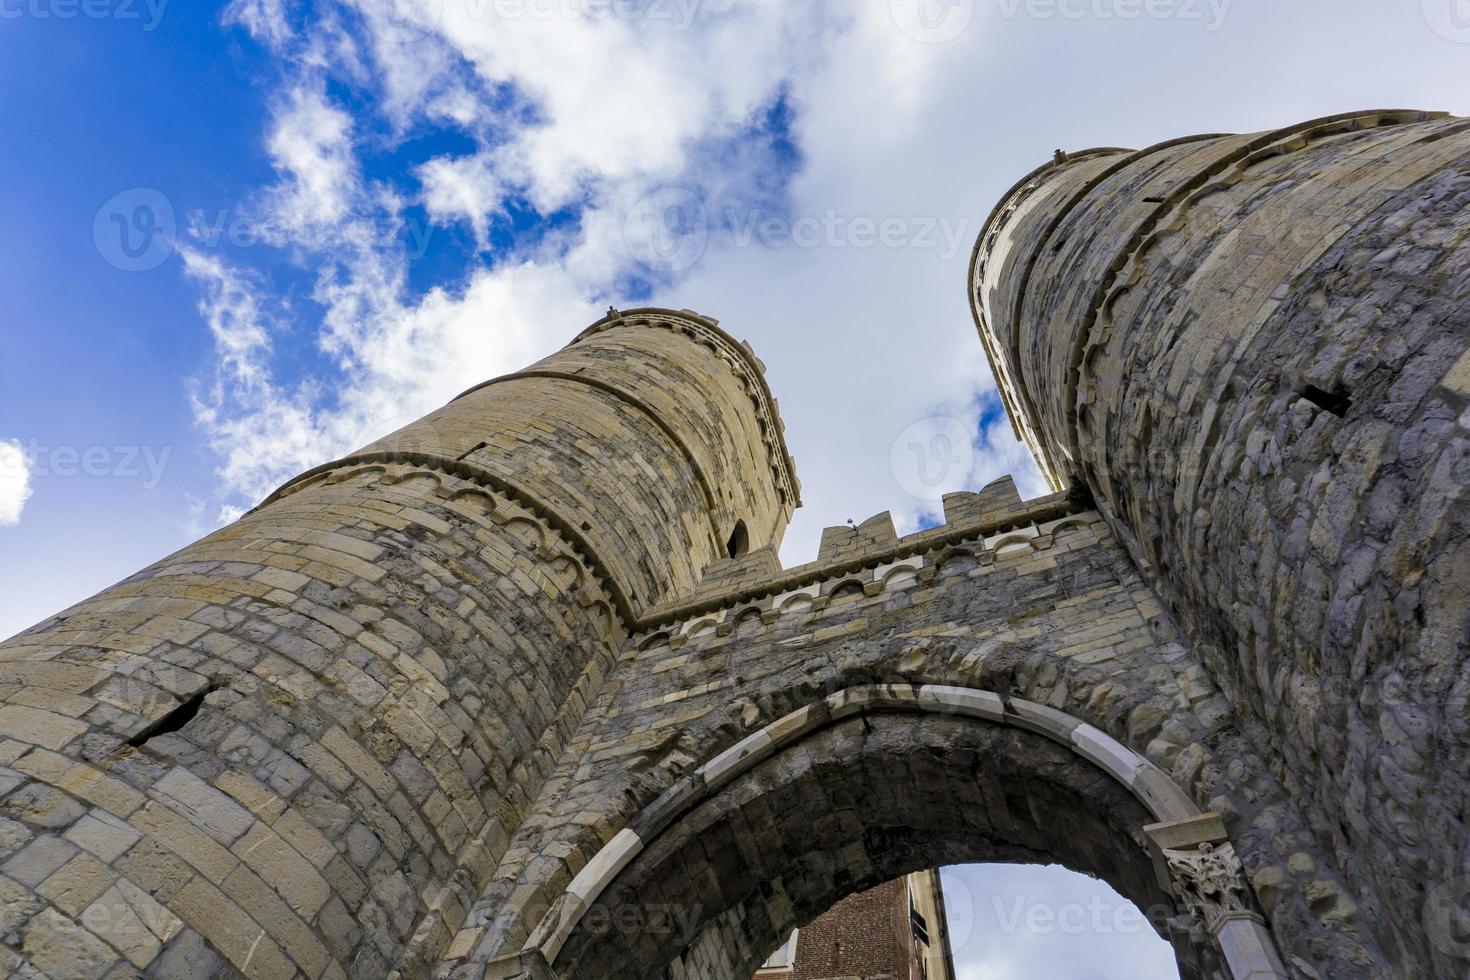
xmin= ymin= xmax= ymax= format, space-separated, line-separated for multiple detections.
xmin=972 ymin=108 xmax=1469 ymax=977
xmin=0 ymin=110 xmax=1465 ymax=980
xmin=0 ymin=311 xmax=799 ymax=979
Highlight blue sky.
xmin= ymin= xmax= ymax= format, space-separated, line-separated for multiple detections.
xmin=2 ymin=2 xmax=1468 ymax=976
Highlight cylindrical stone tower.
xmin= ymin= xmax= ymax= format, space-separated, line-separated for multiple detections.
xmin=972 ymin=110 xmax=1470 ymax=974
xmin=0 ymin=309 xmax=797 ymax=979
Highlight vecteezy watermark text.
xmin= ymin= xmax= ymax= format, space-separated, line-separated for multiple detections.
xmin=7 ymin=442 xmax=172 ymax=489
xmin=623 ymin=188 xmax=973 ymax=273
xmin=462 ymin=0 xmax=702 ymax=30
xmin=726 ymin=210 xmax=971 ymax=258
xmin=996 ymin=0 xmax=1232 ymax=30
xmin=0 ymin=0 xmax=169 ymax=30
xmin=93 ymin=188 xmax=437 ymax=273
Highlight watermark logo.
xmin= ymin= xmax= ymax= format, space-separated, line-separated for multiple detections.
xmin=622 ymin=189 xmax=972 ymax=274
xmin=890 ymin=0 xmax=976 ymax=43
xmin=890 ymin=416 xmax=974 ymax=501
xmin=1426 ymin=875 xmax=1470 ymax=959
xmin=95 ymin=189 xmax=439 ymax=272
xmin=0 ymin=0 xmax=170 ymax=30
xmin=93 ymin=188 xmax=176 ymax=273
xmin=624 ymin=187 xmax=709 ymax=273
xmin=1423 ymin=0 xmax=1470 ymax=43
xmin=385 ymin=0 xmax=444 ymax=41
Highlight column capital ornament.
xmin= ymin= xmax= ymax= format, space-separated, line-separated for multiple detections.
xmin=1164 ymin=841 xmax=1254 ymax=933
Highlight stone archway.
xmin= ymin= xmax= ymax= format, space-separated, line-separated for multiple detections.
xmin=493 ymin=687 xmax=1288 ymax=980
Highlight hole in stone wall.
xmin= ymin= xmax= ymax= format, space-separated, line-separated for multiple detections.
xmin=727 ymin=521 xmax=750 ymax=559
xmin=1300 ymin=384 xmax=1352 ymax=418
xmin=127 ymin=683 xmax=219 ymax=748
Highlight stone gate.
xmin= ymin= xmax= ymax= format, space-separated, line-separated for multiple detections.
xmin=0 ymin=109 xmax=1465 ymax=980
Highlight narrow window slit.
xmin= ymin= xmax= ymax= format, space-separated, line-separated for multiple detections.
xmin=128 ymin=684 xmax=218 ymax=747
xmin=1301 ymin=384 xmax=1351 ymax=418
xmin=726 ymin=521 xmax=750 ymax=559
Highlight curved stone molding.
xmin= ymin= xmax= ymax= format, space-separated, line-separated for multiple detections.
xmin=450 ymin=369 xmax=723 ymax=520
xmin=970 ymin=108 xmax=1449 ymax=483
xmin=504 ymin=686 xmax=1284 ymax=978
xmin=252 ymin=451 xmax=639 ymax=629
xmin=571 ymin=308 xmax=802 ymax=510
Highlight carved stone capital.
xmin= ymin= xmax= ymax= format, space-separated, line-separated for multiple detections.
xmin=1164 ymin=841 xmax=1252 ymax=934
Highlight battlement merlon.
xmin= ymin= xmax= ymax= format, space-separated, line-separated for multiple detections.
xmin=638 ymin=475 xmax=1087 ymax=638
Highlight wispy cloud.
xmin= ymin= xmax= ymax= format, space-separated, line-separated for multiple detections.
xmin=0 ymin=440 xmax=34 ymax=527
xmin=192 ymin=0 xmax=851 ymax=522
xmin=193 ymin=1 xmax=1053 ymax=553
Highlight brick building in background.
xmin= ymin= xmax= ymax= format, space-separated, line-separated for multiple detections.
xmin=755 ymin=871 xmax=955 ymax=980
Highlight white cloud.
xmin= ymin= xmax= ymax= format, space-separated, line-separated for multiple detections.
xmin=223 ymin=0 xmax=294 ymax=48
xmin=191 ymin=0 xmax=1470 ymax=553
xmin=0 ymin=441 xmax=32 ymax=527
xmin=261 ymin=85 xmax=362 ymax=242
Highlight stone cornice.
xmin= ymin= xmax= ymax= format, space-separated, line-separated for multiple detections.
xmin=255 ymin=452 xmax=1085 ymax=638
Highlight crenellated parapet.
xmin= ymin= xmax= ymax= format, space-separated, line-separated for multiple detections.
xmin=637 ymin=476 xmax=1082 ymax=643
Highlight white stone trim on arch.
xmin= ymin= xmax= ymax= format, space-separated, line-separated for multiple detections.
xmin=497 ymin=685 xmax=1288 ymax=979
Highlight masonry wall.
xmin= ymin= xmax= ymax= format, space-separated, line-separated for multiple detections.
xmin=781 ymin=876 xmax=909 ymax=979
xmin=447 ymin=482 xmax=1387 ymax=978
xmin=973 ymin=109 xmax=1470 ymax=975
xmin=0 ymin=310 xmax=794 ymax=980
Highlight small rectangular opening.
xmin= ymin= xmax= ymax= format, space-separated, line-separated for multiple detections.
xmin=1301 ymin=384 xmax=1351 ymax=418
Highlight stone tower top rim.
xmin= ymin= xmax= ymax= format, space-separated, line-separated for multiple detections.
xmin=965 ymin=107 xmax=1452 ymax=484
xmin=967 ymin=107 xmax=1452 ymax=292
xmin=569 ymin=306 xmax=803 ymax=510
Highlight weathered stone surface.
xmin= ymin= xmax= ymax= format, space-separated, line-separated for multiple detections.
xmin=974 ymin=110 xmax=1470 ymax=977
xmin=0 ymin=109 xmax=1463 ymax=978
